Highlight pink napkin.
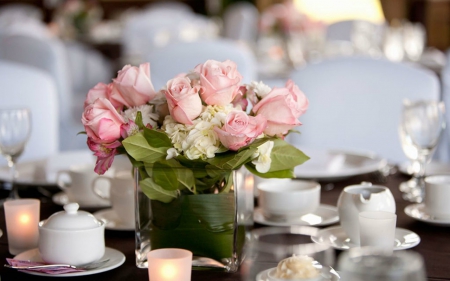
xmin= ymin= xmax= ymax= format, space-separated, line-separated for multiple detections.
xmin=6 ymin=259 xmax=86 ymax=275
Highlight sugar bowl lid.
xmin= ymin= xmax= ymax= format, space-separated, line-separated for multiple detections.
xmin=41 ymin=203 xmax=102 ymax=230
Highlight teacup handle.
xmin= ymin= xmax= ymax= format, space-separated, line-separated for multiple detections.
xmin=92 ymin=176 xmax=111 ymax=200
xmin=55 ymin=170 xmax=71 ymax=191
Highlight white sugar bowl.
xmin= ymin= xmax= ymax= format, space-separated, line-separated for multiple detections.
xmin=38 ymin=203 xmax=105 ymax=266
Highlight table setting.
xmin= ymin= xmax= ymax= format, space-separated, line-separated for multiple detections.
xmin=0 ymin=56 xmax=449 ymax=281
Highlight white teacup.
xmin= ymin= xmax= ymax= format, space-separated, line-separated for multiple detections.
xmin=92 ymin=171 xmax=135 ymax=226
xmin=424 ymin=175 xmax=450 ymax=219
xmin=56 ymin=164 xmax=114 ymax=205
xmin=257 ymin=179 xmax=321 ymax=221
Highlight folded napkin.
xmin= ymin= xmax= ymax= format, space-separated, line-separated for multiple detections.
xmin=6 ymin=258 xmax=86 ymax=275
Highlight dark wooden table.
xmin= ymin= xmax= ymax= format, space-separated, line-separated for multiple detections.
xmin=0 ymin=169 xmax=449 ymax=281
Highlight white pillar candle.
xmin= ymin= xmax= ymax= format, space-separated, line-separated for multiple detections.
xmin=4 ymin=199 xmax=40 ymax=255
xmin=147 ymin=248 xmax=192 ymax=281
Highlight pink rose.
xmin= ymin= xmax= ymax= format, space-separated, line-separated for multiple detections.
xmin=252 ymin=79 xmax=308 ymax=136
xmin=165 ymin=77 xmax=202 ymax=125
xmin=84 ymin=83 xmax=124 ymax=109
xmin=111 ymin=63 xmax=157 ymax=108
xmin=232 ymin=86 xmax=248 ymax=111
xmin=214 ymin=111 xmax=267 ymax=151
xmin=194 ymin=60 xmax=242 ymax=106
xmin=82 ymin=97 xmax=125 ymax=142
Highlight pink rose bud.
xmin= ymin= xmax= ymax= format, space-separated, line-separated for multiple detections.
xmin=82 ymin=97 xmax=125 ymax=142
xmin=165 ymin=76 xmax=203 ymax=125
xmin=111 ymin=62 xmax=157 ymax=108
xmin=252 ymin=80 xmax=308 ymax=136
xmin=194 ymin=60 xmax=242 ymax=106
xmin=214 ymin=111 xmax=267 ymax=151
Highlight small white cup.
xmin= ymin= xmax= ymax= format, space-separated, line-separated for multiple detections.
xmin=257 ymin=179 xmax=320 ymax=222
xmin=56 ymin=164 xmax=114 ymax=205
xmin=424 ymin=175 xmax=450 ymax=219
xmin=359 ymin=211 xmax=397 ymax=254
xmin=92 ymin=171 xmax=135 ymax=226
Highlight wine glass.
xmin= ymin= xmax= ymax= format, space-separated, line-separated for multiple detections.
xmin=337 ymin=247 xmax=427 ymax=281
xmin=0 ymin=108 xmax=31 ymax=202
xmin=399 ymin=99 xmax=445 ymax=203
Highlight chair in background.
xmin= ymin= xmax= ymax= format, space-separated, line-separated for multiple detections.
xmin=223 ymin=1 xmax=259 ymax=46
xmin=0 ymin=34 xmax=86 ymax=151
xmin=145 ymin=39 xmax=257 ymax=90
xmin=0 ymin=60 xmax=59 ymax=165
xmin=121 ymin=8 xmax=218 ymax=64
xmin=288 ymin=56 xmax=440 ymax=164
xmin=437 ymin=49 xmax=450 ymax=163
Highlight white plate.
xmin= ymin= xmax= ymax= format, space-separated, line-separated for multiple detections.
xmin=93 ymin=209 xmax=134 ymax=231
xmin=13 ymin=247 xmax=125 ymax=277
xmin=405 ymin=203 xmax=450 ymax=226
xmin=256 ymin=266 xmax=340 ymax=281
xmin=52 ymin=192 xmax=110 ymax=208
xmin=399 ymin=161 xmax=450 ymax=176
xmin=294 ymin=148 xmax=387 ymax=181
xmin=0 ymin=150 xmax=94 ymax=186
xmin=311 ymin=226 xmax=420 ymax=251
xmin=254 ymin=204 xmax=339 ymax=227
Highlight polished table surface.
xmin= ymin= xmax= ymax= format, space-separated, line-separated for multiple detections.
xmin=0 ymin=169 xmax=449 ymax=281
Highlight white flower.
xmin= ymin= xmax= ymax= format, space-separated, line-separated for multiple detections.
xmin=166 ymin=148 xmax=179 ymax=160
xmin=252 ymin=141 xmax=274 ymax=173
xmin=248 ymin=81 xmax=272 ymax=99
xmin=122 ymin=105 xmax=159 ymax=128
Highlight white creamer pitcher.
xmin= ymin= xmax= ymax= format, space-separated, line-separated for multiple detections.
xmin=337 ymin=182 xmax=396 ymax=245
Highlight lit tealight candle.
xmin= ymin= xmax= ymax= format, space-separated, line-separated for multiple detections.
xmin=147 ymin=248 xmax=192 ymax=281
xmin=4 ymin=199 xmax=40 ymax=255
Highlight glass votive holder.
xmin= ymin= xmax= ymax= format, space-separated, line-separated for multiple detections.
xmin=241 ymin=226 xmax=335 ymax=281
xmin=4 ymin=199 xmax=40 ymax=255
xmin=147 ymin=248 xmax=192 ymax=281
xmin=359 ymin=211 xmax=397 ymax=254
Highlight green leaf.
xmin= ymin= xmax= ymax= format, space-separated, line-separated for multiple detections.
xmin=135 ymin=111 xmax=144 ymax=129
xmin=143 ymin=127 xmax=172 ymax=148
xmin=206 ymin=147 xmax=257 ymax=170
xmin=140 ymin=177 xmax=178 ymax=203
xmin=245 ymin=163 xmax=295 ymax=178
xmin=219 ymin=170 xmax=234 ymax=193
xmin=77 ymin=131 xmax=87 ymax=135
xmin=268 ymin=139 xmax=310 ymax=172
xmin=152 ymin=162 xmax=179 ymax=191
xmin=122 ymin=132 xmax=166 ymax=163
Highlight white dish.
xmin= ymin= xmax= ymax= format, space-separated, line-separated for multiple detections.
xmin=405 ymin=203 xmax=450 ymax=226
xmin=399 ymin=161 xmax=450 ymax=176
xmin=13 ymin=247 xmax=125 ymax=277
xmin=52 ymin=192 xmax=110 ymax=208
xmin=0 ymin=150 xmax=94 ymax=186
xmin=254 ymin=204 xmax=339 ymax=227
xmin=311 ymin=226 xmax=420 ymax=251
xmin=294 ymin=148 xmax=387 ymax=181
xmin=93 ymin=209 xmax=134 ymax=231
xmin=256 ymin=266 xmax=340 ymax=281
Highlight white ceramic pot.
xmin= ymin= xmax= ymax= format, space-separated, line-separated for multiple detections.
xmin=337 ymin=182 xmax=396 ymax=245
xmin=38 ymin=203 xmax=105 ymax=266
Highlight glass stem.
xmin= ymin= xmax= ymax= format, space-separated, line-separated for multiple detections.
xmin=7 ymin=158 xmax=19 ymax=200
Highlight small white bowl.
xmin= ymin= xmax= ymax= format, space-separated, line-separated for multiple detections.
xmin=257 ymin=179 xmax=321 ymax=221
xmin=38 ymin=203 xmax=105 ymax=266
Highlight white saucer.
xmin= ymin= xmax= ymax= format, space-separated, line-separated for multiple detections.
xmin=93 ymin=209 xmax=134 ymax=231
xmin=254 ymin=204 xmax=339 ymax=227
xmin=52 ymin=192 xmax=110 ymax=208
xmin=256 ymin=266 xmax=340 ymax=281
xmin=399 ymin=161 xmax=450 ymax=176
xmin=405 ymin=203 xmax=450 ymax=226
xmin=13 ymin=247 xmax=125 ymax=277
xmin=311 ymin=226 xmax=420 ymax=251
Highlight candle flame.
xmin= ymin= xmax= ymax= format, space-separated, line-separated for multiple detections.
xmin=161 ymin=264 xmax=177 ymax=279
xmin=19 ymin=214 xmax=30 ymax=224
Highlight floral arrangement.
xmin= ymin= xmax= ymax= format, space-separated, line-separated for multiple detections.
xmin=82 ymin=60 xmax=309 ymax=203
